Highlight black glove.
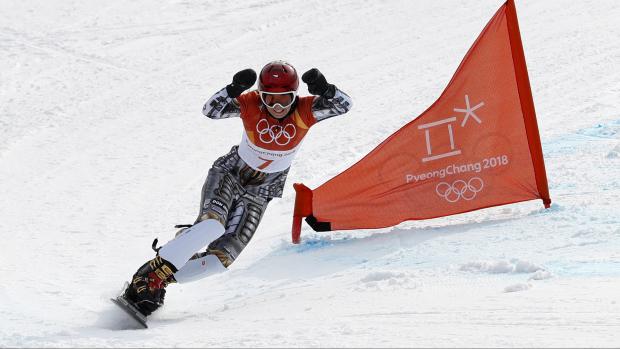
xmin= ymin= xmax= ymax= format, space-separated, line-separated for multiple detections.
xmin=302 ymin=68 xmax=335 ymax=98
xmin=226 ymin=68 xmax=257 ymax=98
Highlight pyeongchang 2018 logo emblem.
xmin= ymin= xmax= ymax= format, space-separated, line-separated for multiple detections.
xmin=435 ymin=177 xmax=484 ymax=202
xmin=256 ymin=119 xmax=297 ymax=146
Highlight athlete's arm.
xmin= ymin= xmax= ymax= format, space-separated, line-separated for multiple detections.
xmin=202 ymin=69 xmax=256 ymax=119
xmin=302 ymin=68 xmax=353 ymax=122
xmin=202 ymin=88 xmax=241 ymax=119
xmin=311 ymin=87 xmax=353 ymax=122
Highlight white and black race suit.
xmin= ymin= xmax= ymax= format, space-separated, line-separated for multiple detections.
xmin=187 ymin=86 xmax=352 ymax=270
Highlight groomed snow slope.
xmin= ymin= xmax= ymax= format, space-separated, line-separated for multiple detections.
xmin=1 ymin=0 xmax=619 ymax=347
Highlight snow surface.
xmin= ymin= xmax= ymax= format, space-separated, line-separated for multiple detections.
xmin=1 ymin=0 xmax=619 ymax=347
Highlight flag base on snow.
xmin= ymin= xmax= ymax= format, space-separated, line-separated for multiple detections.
xmin=291 ymin=0 xmax=551 ymax=244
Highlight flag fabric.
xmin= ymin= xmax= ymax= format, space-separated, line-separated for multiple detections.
xmin=291 ymin=0 xmax=551 ymax=243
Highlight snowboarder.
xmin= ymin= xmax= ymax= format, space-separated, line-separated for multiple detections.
xmin=120 ymin=60 xmax=353 ymax=317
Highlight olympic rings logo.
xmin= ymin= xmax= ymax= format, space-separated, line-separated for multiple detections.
xmin=256 ymin=119 xmax=297 ymax=146
xmin=435 ymin=177 xmax=484 ymax=203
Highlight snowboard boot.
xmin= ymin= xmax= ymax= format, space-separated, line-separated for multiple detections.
xmin=123 ymin=255 xmax=178 ymax=316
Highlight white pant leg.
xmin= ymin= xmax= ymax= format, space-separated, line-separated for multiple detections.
xmin=173 ymin=254 xmax=227 ymax=283
xmin=158 ymin=219 xmax=224 ymax=270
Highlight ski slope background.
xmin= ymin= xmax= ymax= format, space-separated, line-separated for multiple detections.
xmin=1 ymin=0 xmax=619 ymax=346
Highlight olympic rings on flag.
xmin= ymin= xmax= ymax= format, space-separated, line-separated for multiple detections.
xmin=435 ymin=177 xmax=484 ymax=203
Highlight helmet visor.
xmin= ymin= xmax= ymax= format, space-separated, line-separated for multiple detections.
xmin=259 ymin=91 xmax=297 ymax=109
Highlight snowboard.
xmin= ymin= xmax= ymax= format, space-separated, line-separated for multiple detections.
xmin=111 ymin=284 xmax=148 ymax=328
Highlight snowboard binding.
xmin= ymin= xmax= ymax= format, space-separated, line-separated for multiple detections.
xmin=123 ymin=255 xmax=178 ymax=317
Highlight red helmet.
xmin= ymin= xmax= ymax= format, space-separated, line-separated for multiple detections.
xmin=258 ymin=61 xmax=299 ymax=93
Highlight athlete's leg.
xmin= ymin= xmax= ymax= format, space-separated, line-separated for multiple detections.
xmin=174 ymin=194 xmax=268 ymax=283
xmin=173 ymin=193 xmax=269 ymax=283
xmin=206 ymin=192 xmax=270 ymax=267
xmin=158 ymin=167 xmax=237 ymax=270
xmin=172 ymin=252 xmax=228 ymax=283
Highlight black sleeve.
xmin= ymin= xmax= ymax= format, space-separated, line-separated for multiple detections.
xmin=311 ymin=87 xmax=353 ymax=122
xmin=202 ymin=88 xmax=241 ymax=119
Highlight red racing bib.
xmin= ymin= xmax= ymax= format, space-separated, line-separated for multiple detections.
xmin=236 ymin=91 xmax=317 ymax=173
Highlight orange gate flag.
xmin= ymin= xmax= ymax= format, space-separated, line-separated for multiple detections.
xmin=291 ymin=0 xmax=551 ymax=243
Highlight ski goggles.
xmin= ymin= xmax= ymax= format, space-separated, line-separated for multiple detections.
xmin=259 ymin=90 xmax=297 ymax=109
